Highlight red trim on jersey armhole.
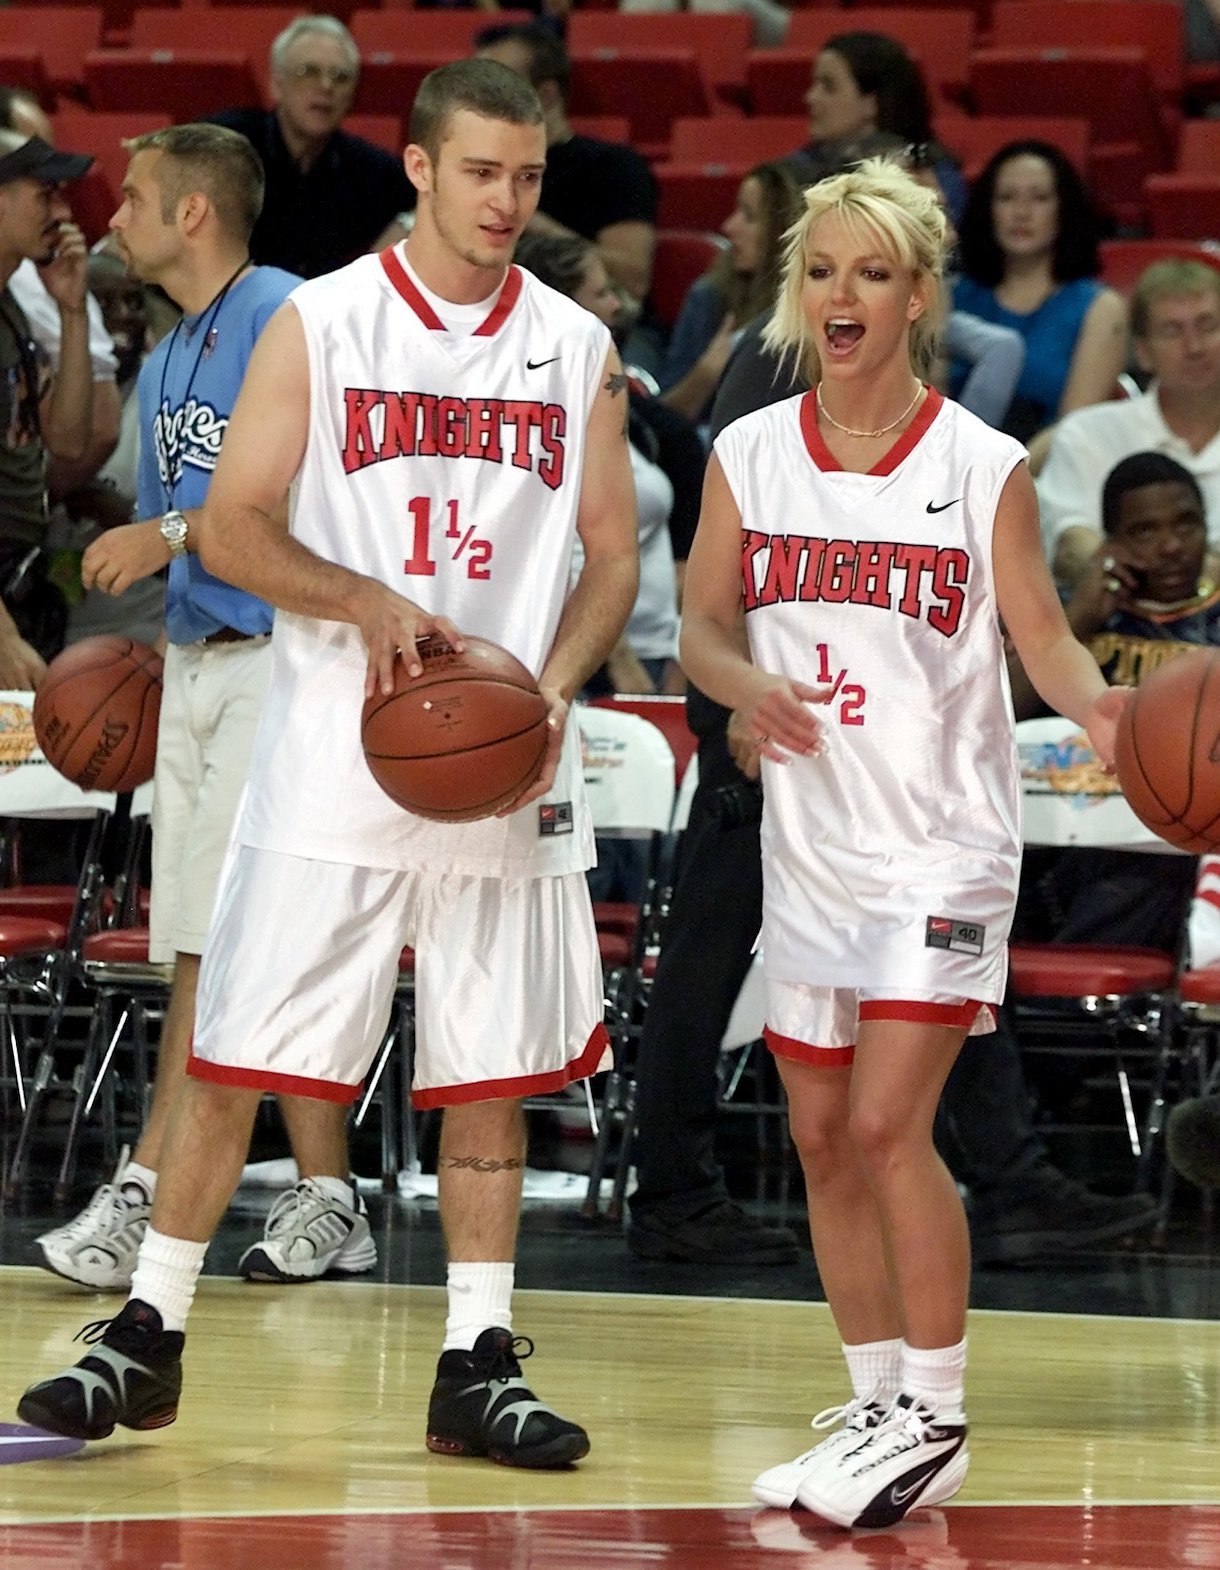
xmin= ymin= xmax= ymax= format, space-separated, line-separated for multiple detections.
xmin=379 ymin=246 xmax=445 ymax=330
xmin=411 ymin=1021 xmax=610 ymax=1109
xmin=869 ymin=386 xmax=944 ymax=475
xmin=763 ymin=1025 xmax=855 ymax=1068
xmin=187 ymin=1048 xmax=362 ymax=1104
xmin=858 ymin=996 xmax=987 ymax=1029
xmin=474 ymin=265 xmax=523 ymax=336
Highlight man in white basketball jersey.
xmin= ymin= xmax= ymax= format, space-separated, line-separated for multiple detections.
xmin=20 ymin=61 xmax=639 ymax=1468
xmin=682 ymin=159 xmax=1128 ymax=1529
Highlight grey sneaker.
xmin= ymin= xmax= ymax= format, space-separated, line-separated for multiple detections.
xmin=238 ymin=1177 xmax=378 ymax=1282
xmin=35 ymin=1154 xmax=152 ymax=1291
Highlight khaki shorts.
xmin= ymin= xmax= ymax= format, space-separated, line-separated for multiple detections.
xmin=189 ymin=846 xmax=608 ymax=1107
xmin=764 ymin=980 xmax=996 ymax=1069
xmin=148 ymin=637 xmax=270 ymax=962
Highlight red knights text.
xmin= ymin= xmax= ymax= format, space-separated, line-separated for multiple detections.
xmin=341 ymin=389 xmax=567 ymax=490
xmin=742 ymin=531 xmax=969 ymax=637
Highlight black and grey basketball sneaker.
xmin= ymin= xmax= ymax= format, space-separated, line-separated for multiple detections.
xmin=426 ymin=1327 xmax=590 ymax=1469
xmin=17 ymin=1299 xmax=183 ymax=1441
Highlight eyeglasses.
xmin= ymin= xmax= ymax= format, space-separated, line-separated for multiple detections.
xmin=1146 ymin=316 xmax=1220 ymax=344
xmin=287 ymin=62 xmax=356 ymax=88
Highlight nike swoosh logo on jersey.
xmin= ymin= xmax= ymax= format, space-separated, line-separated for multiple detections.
xmin=526 ymin=356 xmax=561 ymax=370
xmin=926 ymin=499 xmax=963 ymax=514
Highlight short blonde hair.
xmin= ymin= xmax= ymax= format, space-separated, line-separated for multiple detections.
xmin=763 ymin=157 xmax=947 ymax=384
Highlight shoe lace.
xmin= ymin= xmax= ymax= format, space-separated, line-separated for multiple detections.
xmin=809 ymin=1381 xmax=882 ymax=1436
xmin=483 ymin=1334 xmax=535 ymax=1382
xmin=75 ymin=1317 xmax=118 ymax=1347
xmin=262 ymin=1180 xmax=320 ymax=1237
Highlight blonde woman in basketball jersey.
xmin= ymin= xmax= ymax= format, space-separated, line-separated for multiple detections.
xmin=680 ymin=158 xmax=1130 ymax=1530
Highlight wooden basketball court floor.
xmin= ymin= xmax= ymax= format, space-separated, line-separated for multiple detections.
xmin=2 ymin=1199 xmax=1220 ymax=1570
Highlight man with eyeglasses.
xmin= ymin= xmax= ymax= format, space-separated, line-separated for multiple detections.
xmin=0 ymin=129 xmax=93 ymax=687
xmin=206 ymin=15 xmax=414 ymax=280
xmin=1038 ymin=258 xmax=1220 ymax=587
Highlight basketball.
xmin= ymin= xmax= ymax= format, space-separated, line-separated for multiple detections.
xmin=32 ymin=635 xmax=164 ymax=793
xmin=1114 ymin=648 xmax=1220 ymax=852
xmin=361 ymin=634 xmax=549 ymax=822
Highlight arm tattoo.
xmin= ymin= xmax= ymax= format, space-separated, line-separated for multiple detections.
xmin=604 ymin=370 xmax=629 ymax=397
xmin=443 ymin=1155 xmax=526 ymax=1173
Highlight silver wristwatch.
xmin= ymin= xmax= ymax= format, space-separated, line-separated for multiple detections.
xmin=160 ymin=509 xmax=189 ymax=558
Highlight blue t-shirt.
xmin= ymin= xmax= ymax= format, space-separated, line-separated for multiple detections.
xmin=950 ymin=275 xmax=1102 ymax=439
xmin=137 ymin=265 xmax=300 ymax=644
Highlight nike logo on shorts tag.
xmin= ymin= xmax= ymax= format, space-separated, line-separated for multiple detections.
xmin=526 ymin=356 xmax=560 ymax=370
xmin=889 ymin=1460 xmax=942 ymax=1507
xmin=926 ymin=499 xmax=962 ymax=514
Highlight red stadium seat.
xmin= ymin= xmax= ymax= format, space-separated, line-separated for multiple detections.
xmin=567 ymin=115 xmax=631 ymax=143
xmin=969 ymin=48 xmax=1174 ymax=230
xmin=129 ymin=7 xmax=297 ymax=97
xmin=1145 ymin=175 xmax=1220 ymax=243
xmin=353 ymin=52 xmax=460 ymax=135
xmin=1178 ymin=119 xmax=1220 ymax=176
xmin=746 ymin=51 xmax=816 ymax=118
xmin=343 ymin=113 xmax=402 ymax=156
xmin=567 ymin=12 xmax=752 ymax=102
xmin=934 ymin=114 xmax=1090 ymax=184
xmin=350 ymin=11 xmax=535 ymax=51
xmin=567 ymin=49 xmax=714 ymax=163
xmin=786 ymin=8 xmax=975 ymax=108
xmin=0 ymin=49 xmax=53 ymax=109
xmin=1098 ymin=239 xmax=1220 ymax=296
xmin=653 ymin=161 xmax=749 ymax=233
xmin=0 ymin=8 xmax=102 ymax=96
xmin=648 ymin=229 xmax=725 ymax=331
xmin=988 ymin=1 xmax=1185 ymax=101
xmin=668 ymin=115 xmax=806 ymax=167
xmin=52 ymin=107 xmax=170 ymax=241
xmin=84 ymin=49 xmax=264 ymax=119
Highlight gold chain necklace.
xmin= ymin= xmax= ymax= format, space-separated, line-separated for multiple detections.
xmin=816 ymin=381 xmax=924 ymax=438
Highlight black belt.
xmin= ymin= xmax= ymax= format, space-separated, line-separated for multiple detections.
xmin=202 ymin=626 xmax=261 ymax=645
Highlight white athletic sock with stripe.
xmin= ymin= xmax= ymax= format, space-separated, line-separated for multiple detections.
xmin=120 ymin=1159 xmax=157 ymax=1202
xmin=443 ymin=1262 xmax=514 ymax=1351
xmin=843 ymin=1337 xmax=903 ymax=1405
xmin=128 ymin=1227 xmax=207 ymax=1333
xmin=901 ymin=1338 xmax=967 ymax=1420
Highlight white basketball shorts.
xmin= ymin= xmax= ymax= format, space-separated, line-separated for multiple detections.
xmin=148 ymin=637 xmax=271 ymax=962
xmin=764 ymin=980 xmax=996 ymax=1069
xmin=189 ymin=846 xmax=608 ymax=1107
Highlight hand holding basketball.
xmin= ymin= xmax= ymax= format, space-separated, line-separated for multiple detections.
xmin=351 ymin=580 xmax=464 ymax=698
xmin=494 ymin=688 xmax=566 ymax=817
xmin=1083 ymin=683 xmax=1131 ymax=773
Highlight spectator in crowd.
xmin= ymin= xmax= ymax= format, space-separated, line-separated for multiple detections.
xmin=56 ymin=252 xmax=165 ymax=649
xmin=1037 ymin=259 xmax=1220 ymax=586
xmin=953 ymin=141 xmax=1128 ymax=447
xmin=1010 ymin=451 xmax=1208 ymax=952
xmin=780 ymin=33 xmax=965 ymax=224
xmin=475 ymin=22 xmax=658 ymax=305
xmin=659 ymin=162 xmax=803 ymax=427
xmin=0 ymin=130 xmax=94 ymax=684
xmin=206 ymin=16 xmax=415 ymax=279
xmin=1 ymin=89 xmax=121 ymax=508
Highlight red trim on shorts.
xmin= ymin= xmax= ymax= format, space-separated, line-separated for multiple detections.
xmin=187 ymin=1050 xmax=361 ymax=1104
xmin=411 ymin=1021 xmax=610 ymax=1109
xmin=763 ymin=1026 xmax=855 ymax=1069
xmin=858 ymin=998 xmax=988 ymax=1028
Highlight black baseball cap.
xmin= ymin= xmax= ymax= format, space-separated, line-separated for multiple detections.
xmin=0 ymin=136 xmax=92 ymax=187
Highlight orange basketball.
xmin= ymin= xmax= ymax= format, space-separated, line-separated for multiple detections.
xmin=1114 ymin=648 xmax=1220 ymax=852
xmin=33 ymin=635 xmax=163 ymax=793
xmin=361 ymin=634 xmax=548 ymax=822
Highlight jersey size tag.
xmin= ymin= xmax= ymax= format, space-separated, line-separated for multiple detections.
xmin=925 ymin=915 xmax=985 ymax=956
xmin=539 ymin=802 xmax=573 ymax=836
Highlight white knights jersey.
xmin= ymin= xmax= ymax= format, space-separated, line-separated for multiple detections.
xmin=235 ymin=249 xmax=611 ymax=876
xmin=715 ymin=388 xmax=1027 ymax=1001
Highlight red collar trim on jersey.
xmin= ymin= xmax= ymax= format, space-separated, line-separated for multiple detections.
xmin=799 ymin=384 xmax=944 ymax=475
xmin=378 ymin=247 xmax=522 ymax=337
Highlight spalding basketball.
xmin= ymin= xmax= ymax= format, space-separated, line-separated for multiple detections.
xmin=1114 ymin=648 xmax=1220 ymax=851
xmin=33 ymin=635 xmax=163 ymax=793
xmin=361 ymin=634 xmax=549 ymax=822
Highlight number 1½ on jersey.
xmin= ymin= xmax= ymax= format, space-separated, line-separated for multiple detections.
xmin=404 ymin=497 xmax=492 ymax=581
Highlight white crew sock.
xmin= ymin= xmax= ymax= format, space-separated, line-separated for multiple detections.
xmin=301 ymin=1174 xmax=358 ymax=1210
xmin=120 ymin=1160 xmax=157 ymax=1202
xmin=843 ymin=1337 xmax=903 ymax=1405
xmin=901 ymin=1338 xmax=967 ymax=1419
xmin=443 ymin=1262 xmax=515 ymax=1352
xmin=128 ymin=1226 xmax=208 ymax=1332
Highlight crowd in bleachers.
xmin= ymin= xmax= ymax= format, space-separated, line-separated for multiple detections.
xmin=6 ymin=0 xmax=1220 ymax=1275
